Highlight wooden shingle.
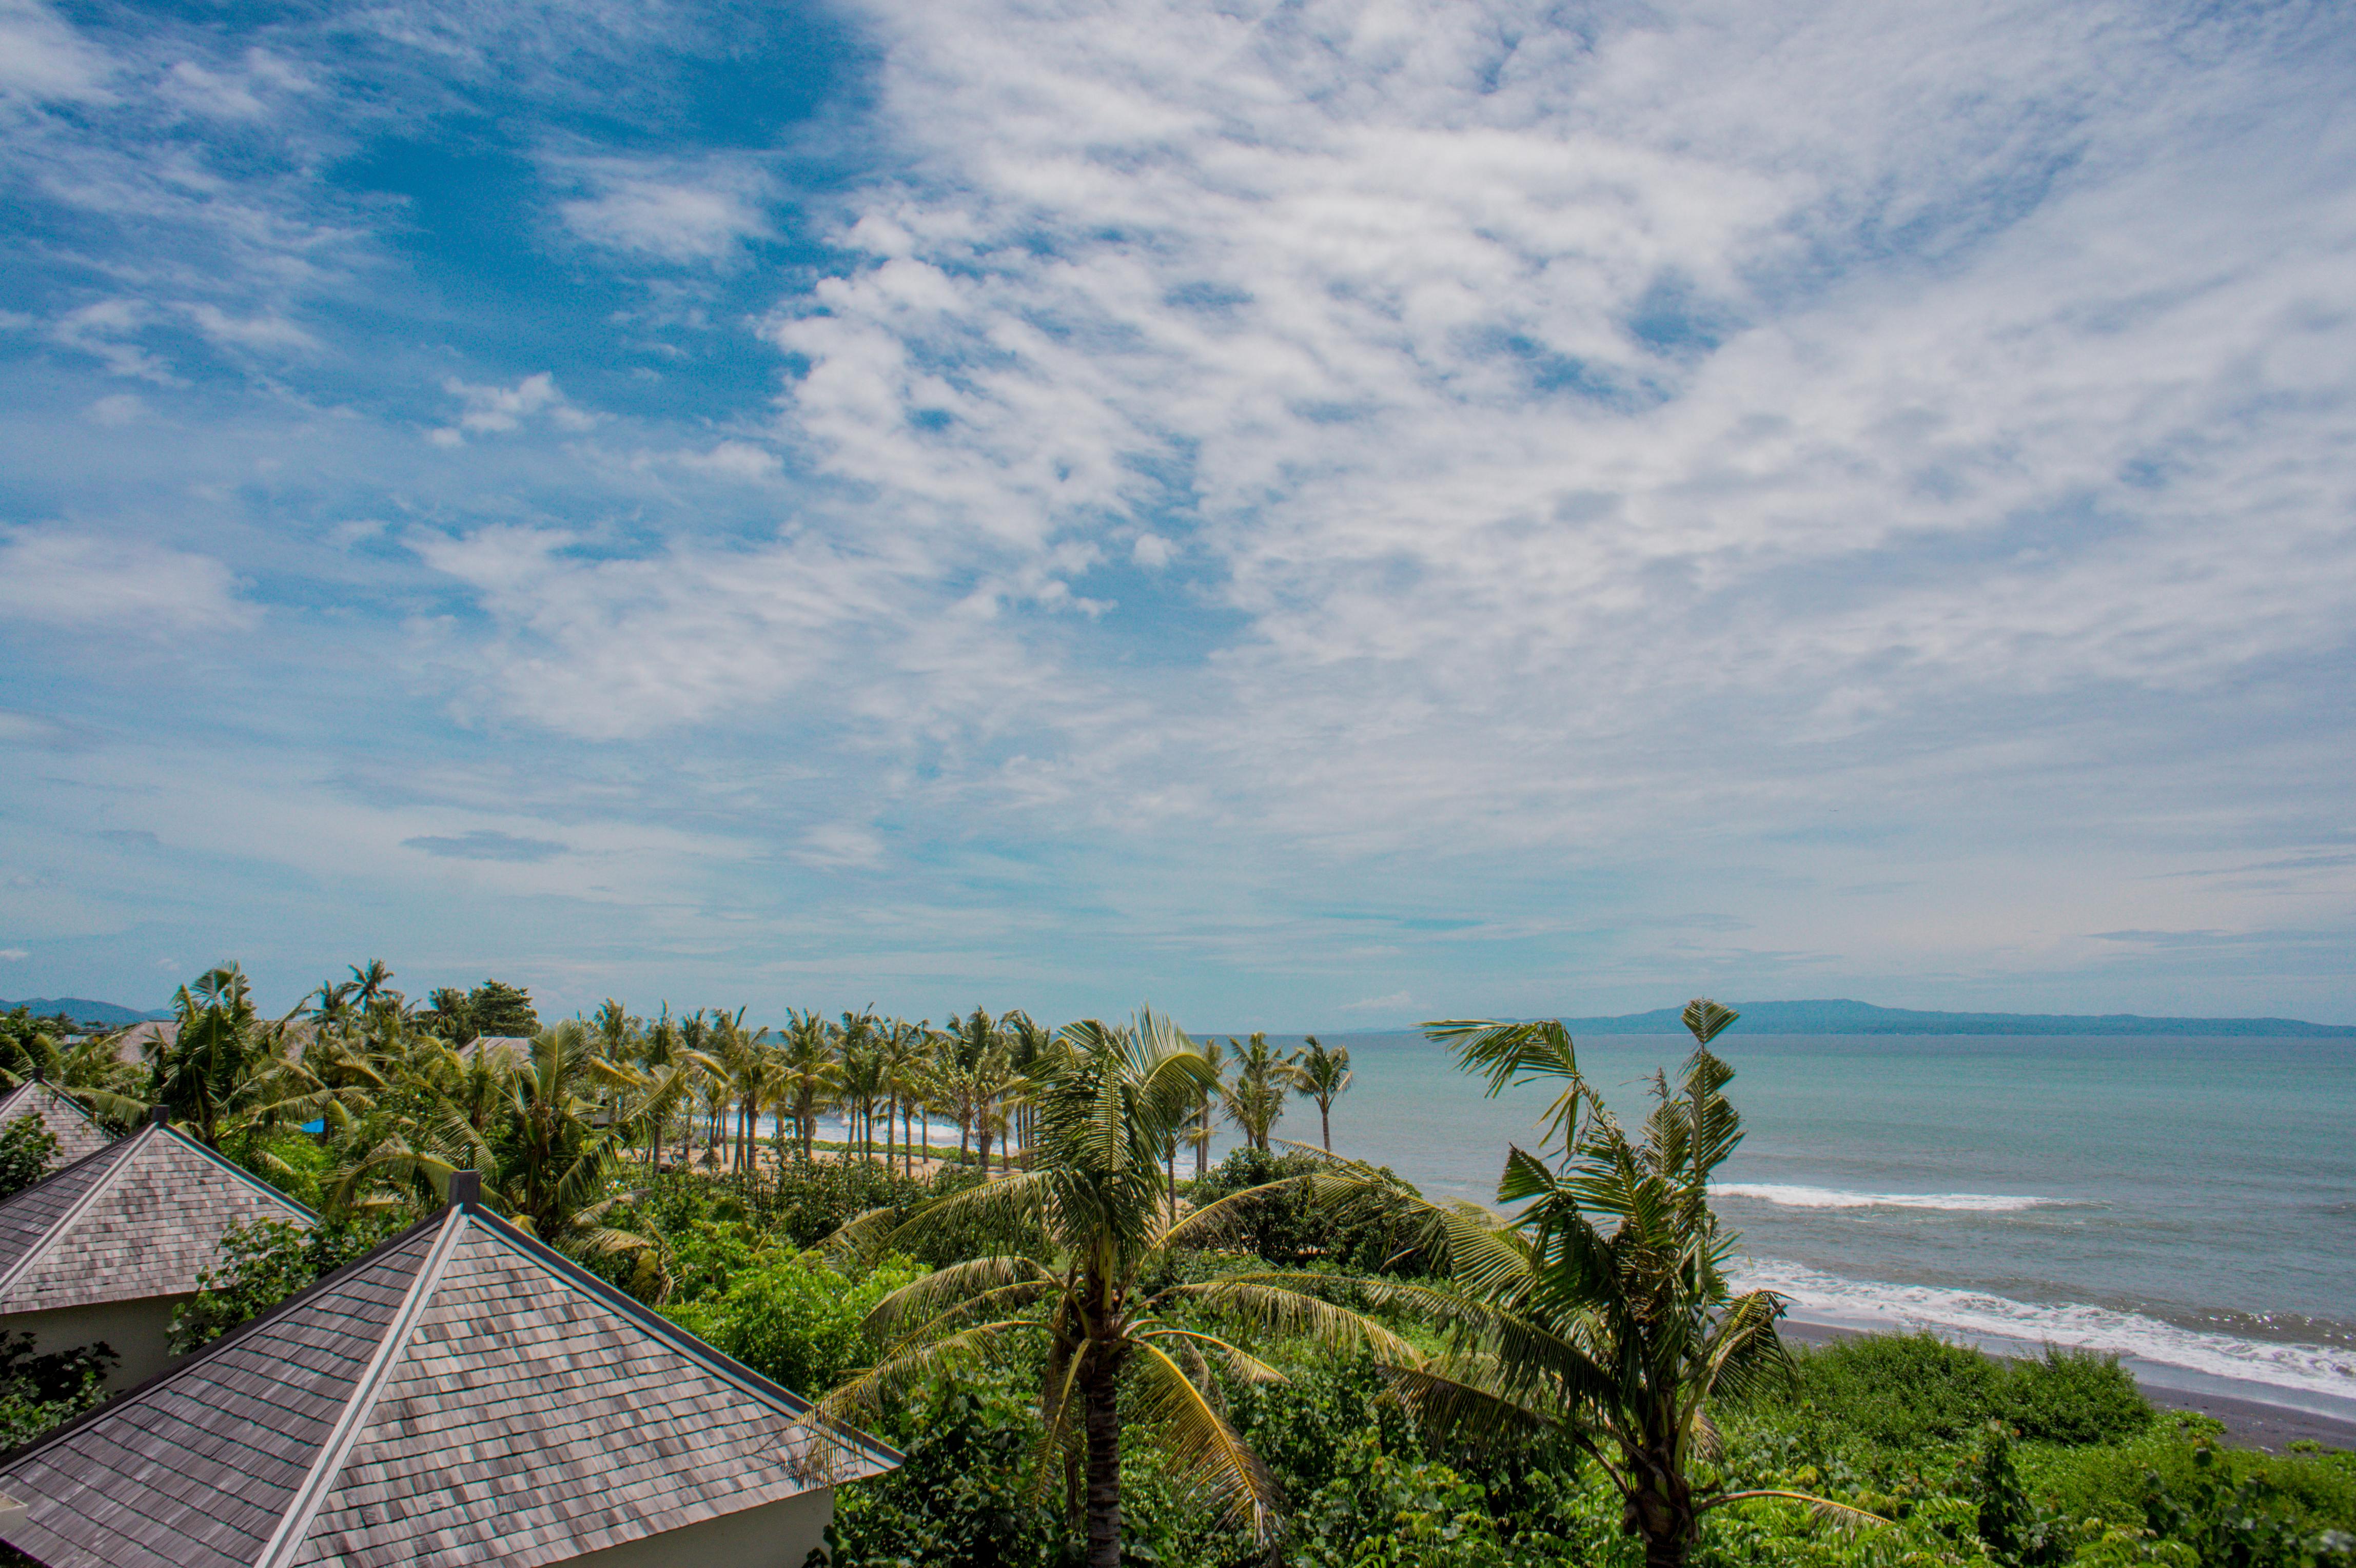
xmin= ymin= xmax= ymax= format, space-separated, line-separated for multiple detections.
xmin=0 ymin=1081 xmax=113 ymax=1167
xmin=0 ymin=1122 xmax=314 ymax=1316
xmin=0 ymin=1201 xmax=898 ymax=1568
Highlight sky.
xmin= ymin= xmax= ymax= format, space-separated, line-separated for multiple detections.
xmin=2 ymin=0 xmax=2352 ymax=1030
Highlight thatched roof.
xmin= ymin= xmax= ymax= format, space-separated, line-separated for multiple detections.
xmin=0 ymin=1195 xmax=898 ymax=1568
xmin=0 ymin=1121 xmax=312 ymax=1317
xmin=0 ymin=1081 xmax=112 ymax=1166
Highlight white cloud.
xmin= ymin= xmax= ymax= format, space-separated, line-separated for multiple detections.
xmin=0 ymin=528 xmax=258 ymax=633
xmin=0 ymin=0 xmax=113 ymax=104
xmin=86 ymin=393 xmax=143 ymax=426
xmin=182 ymin=303 xmax=318 ymax=353
xmin=429 ymin=371 xmax=593 ymax=444
xmin=410 ymin=524 xmax=1058 ymax=740
xmin=0 ymin=948 xmax=27 ymax=962
xmin=553 ymin=156 xmax=774 ymax=263
xmin=663 ymin=441 xmax=783 ymax=482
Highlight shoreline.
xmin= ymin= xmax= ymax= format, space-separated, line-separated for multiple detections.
xmin=1778 ymin=1319 xmax=2356 ymax=1453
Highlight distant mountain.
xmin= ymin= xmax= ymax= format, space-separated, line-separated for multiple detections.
xmin=1554 ymin=998 xmax=2356 ymax=1038
xmin=0 ymin=997 xmax=174 ymax=1027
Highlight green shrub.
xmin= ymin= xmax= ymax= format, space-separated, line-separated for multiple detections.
xmin=2002 ymin=1347 xmax=2151 ymax=1446
xmin=1790 ymin=1333 xmax=2010 ymax=1448
xmin=1779 ymin=1335 xmax=2151 ymax=1452
xmin=0 ymin=1331 xmax=115 ymax=1448
xmin=0 ymin=1112 xmax=60 ymax=1199
xmin=169 ymin=1214 xmax=401 ymax=1353
xmin=662 ymin=1253 xmax=922 ymax=1397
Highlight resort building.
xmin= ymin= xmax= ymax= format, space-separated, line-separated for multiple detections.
xmin=0 ymin=1175 xmax=899 ymax=1568
xmin=0 ymin=1112 xmax=314 ymax=1387
xmin=0 ymin=1079 xmax=112 ymax=1166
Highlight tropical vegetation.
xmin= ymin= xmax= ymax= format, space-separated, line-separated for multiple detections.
xmin=0 ymin=965 xmax=2344 ymax=1568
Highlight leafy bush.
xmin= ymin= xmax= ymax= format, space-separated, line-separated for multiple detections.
xmin=1789 ymin=1333 xmax=2011 ymax=1448
xmin=1189 ymin=1148 xmax=1423 ymax=1271
xmin=1779 ymin=1335 xmax=2151 ymax=1451
xmin=825 ymin=1363 xmax=1057 ymax=1568
xmin=2004 ymin=1347 xmax=2153 ymax=1446
xmin=662 ymin=1253 xmax=922 ymax=1397
xmin=169 ymin=1214 xmax=402 ymax=1353
xmin=0 ymin=1111 xmax=60 ymax=1199
xmin=0 ymin=1331 xmax=115 ymax=1449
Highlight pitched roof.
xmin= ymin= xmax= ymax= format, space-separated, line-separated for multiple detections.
xmin=0 ymin=1200 xmax=900 ymax=1568
xmin=0 ymin=1122 xmax=315 ymax=1315
xmin=0 ymin=1080 xmax=112 ymax=1167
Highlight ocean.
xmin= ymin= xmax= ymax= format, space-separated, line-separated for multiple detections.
xmin=1216 ymin=1031 xmax=2356 ymax=1420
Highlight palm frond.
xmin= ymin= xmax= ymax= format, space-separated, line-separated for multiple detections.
xmin=1127 ymin=1341 xmax=1284 ymax=1544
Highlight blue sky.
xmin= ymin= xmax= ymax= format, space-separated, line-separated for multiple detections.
xmin=3 ymin=0 xmax=2353 ymax=1028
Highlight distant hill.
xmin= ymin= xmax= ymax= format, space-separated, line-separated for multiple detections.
xmin=0 ymin=997 xmax=174 ymax=1027
xmin=1554 ymin=998 xmax=2356 ymax=1038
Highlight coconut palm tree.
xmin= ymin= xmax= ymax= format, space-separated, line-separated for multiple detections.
xmin=777 ymin=1010 xmax=839 ymax=1162
xmin=152 ymin=964 xmax=326 ymax=1149
xmin=1190 ymin=1034 xmax=1226 ymax=1179
xmin=816 ymin=1009 xmax=1415 ymax=1568
xmin=1318 ymin=1000 xmax=1879 ymax=1568
xmin=1221 ymin=1032 xmax=1289 ymax=1151
xmin=335 ymin=1020 xmax=678 ymax=1299
xmin=1283 ymin=1035 xmax=1352 ymax=1152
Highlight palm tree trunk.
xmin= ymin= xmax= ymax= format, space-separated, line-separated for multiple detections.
xmin=1322 ymin=1102 xmax=1331 ymax=1152
xmin=1082 ymin=1343 xmax=1126 ymax=1568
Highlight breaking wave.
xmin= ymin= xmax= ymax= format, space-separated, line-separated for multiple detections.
xmin=1714 ymin=1183 xmax=2059 ymax=1212
xmin=1735 ymin=1260 xmax=2356 ymax=1401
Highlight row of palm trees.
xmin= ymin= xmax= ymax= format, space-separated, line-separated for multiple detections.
xmin=818 ymin=998 xmax=1853 ymax=1568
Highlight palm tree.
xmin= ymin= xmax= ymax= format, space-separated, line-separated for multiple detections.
xmin=1283 ymin=1035 xmax=1352 ymax=1152
xmin=1221 ymin=1032 xmax=1289 ymax=1151
xmin=777 ymin=1010 xmax=839 ymax=1162
xmin=336 ymin=1020 xmax=678 ymax=1298
xmin=153 ymin=964 xmax=322 ymax=1149
xmin=1003 ymin=1010 xmax=1051 ymax=1168
xmin=349 ymin=958 xmax=398 ymax=1013
xmin=816 ymin=1009 xmax=1413 ymax=1568
xmin=1322 ymin=1000 xmax=1878 ymax=1568
xmin=1190 ymin=1034 xmax=1226 ymax=1179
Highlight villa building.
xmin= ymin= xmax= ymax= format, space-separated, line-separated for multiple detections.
xmin=0 ymin=1080 xmax=112 ymax=1166
xmin=0 ymin=1175 xmax=898 ymax=1568
xmin=0 ymin=1113 xmax=314 ymax=1387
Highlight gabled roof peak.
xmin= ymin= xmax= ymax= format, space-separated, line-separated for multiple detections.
xmin=0 ymin=1119 xmax=315 ymax=1315
xmin=0 ymin=1202 xmax=897 ymax=1568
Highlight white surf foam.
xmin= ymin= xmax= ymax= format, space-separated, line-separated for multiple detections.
xmin=1715 ymin=1183 xmax=2057 ymax=1212
xmin=1735 ymin=1259 xmax=2356 ymax=1402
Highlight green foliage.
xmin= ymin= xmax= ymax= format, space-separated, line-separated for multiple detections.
xmin=0 ymin=1331 xmax=116 ymax=1449
xmin=824 ymin=1364 xmax=1058 ymax=1568
xmin=1779 ymin=1336 xmax=2154 ymax=1451
xmin=1190 ymin=1147 xmax=1417 ymax=1270
xmin=0 ymin=1110 xmax=61 ymax=1199
xmin=225 ymin=1128 xmax=335 ymax=1212
xmin=663 ymin=1253 xmax=923 ymax=1397
xmin=169 ymin=1214 xmax=402 ymax=1354
xmin=466 ymin=979 xmax=539 ymax=1038
xmin=2026 ymin=1429 xmax=2356 ymax=1560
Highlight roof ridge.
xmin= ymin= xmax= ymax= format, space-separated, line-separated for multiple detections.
xmin=464 ymin=1211 xmax=904 ymax=1472
xmin=0 ymin=1125 xmax=147 ymax=1300
xmin=0 ymin=1080 xmax=101 ymax=1132
xmin=257 ymin=1207 xmax=471 ymax=1568
xmin=153 ymin=1122 xmax=321 ymax=1224
xmin=0 ymin=1208 xmax=447 ymax=1474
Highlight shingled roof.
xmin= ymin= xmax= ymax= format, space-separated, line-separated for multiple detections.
xmin=0 ymin=1193 xmax=900 ymax=1568
xmin=0 ymin=1081 xmax=111 ymax=1166
xmin=0 ymin=1120 xmax=313 ymax=1317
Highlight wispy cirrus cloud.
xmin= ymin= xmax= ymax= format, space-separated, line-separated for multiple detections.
xmin=0 ymin=528 xmax=256 ymax=633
